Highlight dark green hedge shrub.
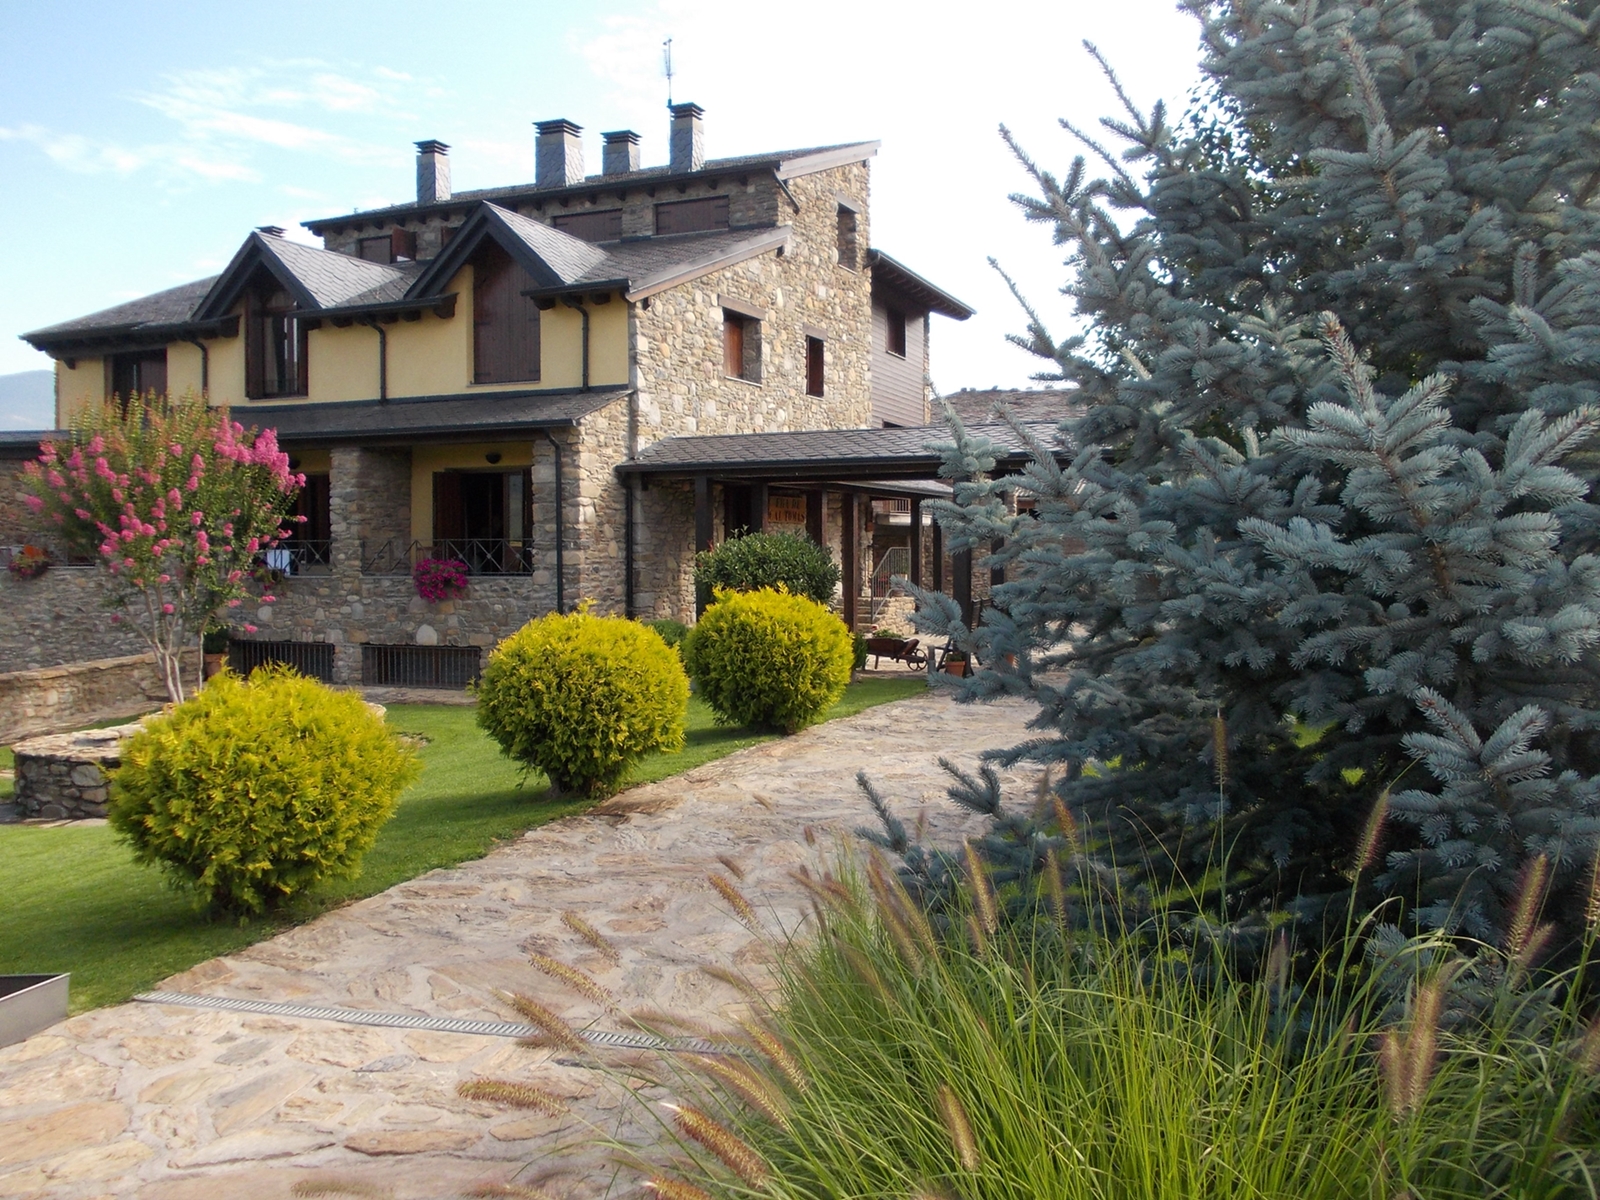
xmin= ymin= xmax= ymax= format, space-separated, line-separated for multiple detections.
xmin=644 ymin=618 xmax=688 ymax=649
xmin=683 ymin=588 xmax=854 ymax=733
xmin=477 ymin=608 xmax=688 ymax=797
xmin=693 ymin=531 xmax=839 ymax=607
xmin=109 ymin=667 xmax=418 ymax=913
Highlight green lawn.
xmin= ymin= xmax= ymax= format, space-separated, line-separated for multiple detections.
xmin=0 ymin=677 xmax=924 ymax=1013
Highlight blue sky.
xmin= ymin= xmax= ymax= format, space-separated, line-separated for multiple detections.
xmin=0 ymin=0 xmax=1203 ymax=392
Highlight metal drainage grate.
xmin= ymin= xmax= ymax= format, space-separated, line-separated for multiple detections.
xmin=133 ymin=991 xmax=739 ymax=1056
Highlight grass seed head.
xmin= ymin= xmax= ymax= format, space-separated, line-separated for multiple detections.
xmin=700 ymin=964 xmax=763 ymax=1001
xmin=1044 ymin=846 xmax=1069 ymax=931
xmin=456 ymin=1078 xmax=568 ymax=1117
xmin=1052 ymin=795 xmax=1081 ymax=856
xmin=498 ymin=990 xmax=584 ymax=1053
xmin=644 ymin=1181 xmax=715 ymax=1200
xmin=1357 ymin=788 xmax=1390 ymax=874
xmin=560 ymin=910 xmax=620 ymax=963
xmin=290 ymin=1179 xmax=390 ymax=1198
xmin=708 ymin=873 xmax=760 ymax=929
xmin=527 ymin=951 xmax=617 ymax=1011
xmin=1505 ymin=854 xmax=1551 ymax=962
xmin=1212 ymin=712 xmax=1229 ymax=791
xmin=465 ymin=1184 xmax=562 ymax=1200
xmin=935 ymin=1083 xmax=981 ymax=1172
xmin=964 ymin=839 xmax=999 ymax=937
xmin=715 ymin=854 xmax=746 ymax=880
xmin=668 ymin=1103 xmax=770 ymax=1187
xmin=737 ymin=1017 xmax=810 ymax=1093
xmin=1578 ymin=1013 xmax=1600 ymax=1075
xmin=690 ymin=1053 xmax=792 ymax=1130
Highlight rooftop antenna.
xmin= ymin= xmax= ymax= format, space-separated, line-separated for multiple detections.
xmin=663 ymin=37 xmax=674 ymax=109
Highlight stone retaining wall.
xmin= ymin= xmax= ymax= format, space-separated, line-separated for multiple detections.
xmin=12 ymin=722 xmax=142 ymax=820
xmin=0 ymin=652 xmax=193 ymax=744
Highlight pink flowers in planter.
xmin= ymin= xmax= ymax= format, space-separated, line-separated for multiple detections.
xmin=413 ymin=557 xmax=469 ymax=604
xmin=6 ymin=544 xmax=50 ymax=579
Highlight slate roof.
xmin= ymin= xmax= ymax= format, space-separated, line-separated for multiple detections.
xmin=301 ymin=141 xmax=881 ymax=233
xmin=942 ymin=388 xmax=1085 ymax=425
xmin=23 ymin=277 xmax=217 ymax=341
xmin=619 ymin=421 xmax=1069 ymax=481
xmin=244 ymin=387 xmax=628 ymax=444
xmin=256 ymin=235 xmax=410 ymax=309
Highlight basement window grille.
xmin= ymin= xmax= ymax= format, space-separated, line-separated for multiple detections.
xmin=361 ymin=644 xmax=482 ymax=689
xmin=227 ymin=639 xmax=336 ymax=682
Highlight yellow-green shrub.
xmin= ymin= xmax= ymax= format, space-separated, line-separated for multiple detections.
xmin=684 ymin=588 xmax=854 ymax=733
xmin=108 ymin=667 xmax=419 ymax=913
xmin=476 ymin=608 xmax=689 ymax=797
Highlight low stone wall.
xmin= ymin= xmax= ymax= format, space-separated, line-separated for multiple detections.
xmin=12 ymin=722 xmax=143 ymax=820
xmin=0 ymin=651 xmax=193 ymax=744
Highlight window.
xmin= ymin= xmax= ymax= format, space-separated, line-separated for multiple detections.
xmin=473 ymin=245 xmax=541 ymax=384
xmin=552 ymin=209 xmax=623 ymax=241
xmin=806 ymin=336 xmax=824 ymax=397
xmin=356 ymin=229 xmax=416 ymax=263
xmin=246 ymin=289 xmax=307 ymax=399
xmin=836 ymin=205 xmax=859 ymax=269
xmin=886 ymin=306 xmax=908 ymax=358
xmin=280 ymin=472 xmax=331 ymax=572
xmin=655 ymin=195 xmax=730 ymax=235
xmin=109 ymin=350 xmax=167 ymax=405
xmin=432 ymin=468 xmax=532 ymax=574
xmin=723 ymin=311 xmax=761 ymax=382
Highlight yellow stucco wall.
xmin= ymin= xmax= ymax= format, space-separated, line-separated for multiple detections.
xmin=538 ymin=297 xmax=628 ymax=389
xmin=54 ymin=357 xmax=102 ymax=425
xmin=206 ymin=330 xmax=246 ymax=408
xmin=409 ymin=441 xmax=537 ymax=542
xmin=289 ymin=448 xmax=332 ymax=475
xmin=167 ymin=341 xmax=205 ymax=399
xmin=387 ymin=267 xmax=474 ymax=397
xmin=308 ymin=322 xmax=381 ymax=402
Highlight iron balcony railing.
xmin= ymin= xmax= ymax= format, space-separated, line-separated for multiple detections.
xmin=227 ymin=638 xmax=336 ymax=682
xmin=361 ymin=643 xmax=482 ymax=688
xmin=361 ymin=538 xmax=535 ymax=577
xmin=259 ymin=539 xmax=333 ymax=576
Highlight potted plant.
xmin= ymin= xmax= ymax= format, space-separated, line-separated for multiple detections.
xmin=6 ymin=544 xmax=50 ymax=580
xmin=201 ymin=626 xmax=231 ymax=679
xmin=942 ymin=650 xmax=972 ymax=678
xmin=413 ymin=557 xmax=470 ymax=604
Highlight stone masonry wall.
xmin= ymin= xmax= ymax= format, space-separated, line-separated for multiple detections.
xmin=632 ymin=160 xmax=874 ymax=449
xmin=0 ymin=652 xmax=195 ymax=743
xmin=0 ymin=568 xmax=149 ymax=675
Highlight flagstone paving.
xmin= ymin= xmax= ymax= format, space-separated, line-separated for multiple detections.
xmin=0 ymin=690 xmax=1034 ymax=1200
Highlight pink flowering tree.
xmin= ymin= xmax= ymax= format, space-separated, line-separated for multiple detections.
xmin=22 ymin=391 xmax=302 ymax=703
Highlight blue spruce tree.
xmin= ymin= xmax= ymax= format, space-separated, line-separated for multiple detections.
xmin=897 ymin=0 xmax=1600 ymax=947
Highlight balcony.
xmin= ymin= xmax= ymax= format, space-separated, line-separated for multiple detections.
xmin=361 ymin=538 xmax=536 ymax=577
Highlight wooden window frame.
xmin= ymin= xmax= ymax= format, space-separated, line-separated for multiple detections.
xmin=886 ymin=306 xmax=908 ymax=358
xmin=805 ymin=335 xmax=824 ymax=397
xmin=723 ymin=311 xmax=761 ymax=383
xmin=245 ymin=290 xmax=308 ymax=400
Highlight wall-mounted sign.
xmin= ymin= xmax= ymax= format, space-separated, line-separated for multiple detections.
xmin=767 ymin=494 xmax=808 ymax=526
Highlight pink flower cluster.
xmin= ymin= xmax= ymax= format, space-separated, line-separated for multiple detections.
xmin=413 ymin=557 xmax=469 ymax=604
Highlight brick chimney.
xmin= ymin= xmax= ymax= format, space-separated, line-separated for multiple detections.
xmin=602 ymin=129 xmax=640 ymax=176
xmin=415 ymin=139 xmax=451 ymax=204
xmin=669 ymin=103 xmax=704 ymax=174
xmin=535 ymin=119 xmax=584 ymax=188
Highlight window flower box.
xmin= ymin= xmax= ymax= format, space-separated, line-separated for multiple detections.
xmin=413 ymin=557 xmax=469 ymax=604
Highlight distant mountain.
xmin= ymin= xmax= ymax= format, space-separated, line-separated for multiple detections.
xmin=0 ymin=370 xmax=54 ymax=431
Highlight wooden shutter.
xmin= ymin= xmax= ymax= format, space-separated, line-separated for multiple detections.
xmin=295 ymin=473 xmax=331 ymax=542
xmin=390 ymin=227 xmax=417 ymax=261
xmin=655 ymin=196 xmax=731 ymax=235
xmin=552 ymin=209 xmax=623 ymax=241
xmin=806 ymin=337 xmax=824 ymax=397
xmin=474 ymin=249 xmax=541 ymax=384
xmin=140 ymin=350 xmax=168 ymax=398
xmin=433 ymin=471 xmax=464 ymax=543
xmin=723 ymin=314 xmax=744 ymax=378
xmin=358 ymin=237 xmax=391 ymax=263
xmin=245 ymin=294 xmax=266 ymax=399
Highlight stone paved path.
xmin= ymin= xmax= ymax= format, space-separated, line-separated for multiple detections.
xmin=0 ymin=692 xmax=1034 ymax=1200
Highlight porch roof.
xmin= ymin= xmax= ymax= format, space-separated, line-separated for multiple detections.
xmin=248 ymin=386 xmax=628 ymax=446
xmin=617 ymin=421 xmax=1067 ymax=482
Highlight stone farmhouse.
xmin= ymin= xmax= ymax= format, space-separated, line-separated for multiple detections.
xmin=0 ymin=105 xmax=1067 ymax=690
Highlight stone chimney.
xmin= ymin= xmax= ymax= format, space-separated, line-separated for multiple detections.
xmin=535 ymin=119 xmax=584 ymax=188
xmin=415 ymin=139 xmax=451 ymax=204
xmin=669 ymin=103 xmax=704 ymax=174
xmin=602 ymin=129 xmax=641 ymax=176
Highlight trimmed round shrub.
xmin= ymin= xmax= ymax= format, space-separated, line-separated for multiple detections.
xmin=477 ymin=608 xmax=688 ymax=797
xmin=109 ymin=667 xmax=419 ymax=914
xmin=683 ymin=588 xmax=854 ymax=733
xmin=643 ymin=617 xmax=688 ymax=650
xmin=693 ymin=531 xmax=840 ymax=606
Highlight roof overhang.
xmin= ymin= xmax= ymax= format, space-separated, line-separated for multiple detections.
xmin=22 ymin=314 xmax=240 ymax=362
xmin=243 ymin=386 xmax=629 ymax=447
xmin=625 ymin=227 xmax=791 ymax=302
xmin=868 ymin=250 xmax=974 ymax=320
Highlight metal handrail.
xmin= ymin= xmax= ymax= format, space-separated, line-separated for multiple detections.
xmin=360 ymin=538 xmax=535 ymax=577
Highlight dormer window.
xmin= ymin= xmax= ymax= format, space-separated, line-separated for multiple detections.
xmin=246 ymin=288 xmax=308 ymax=399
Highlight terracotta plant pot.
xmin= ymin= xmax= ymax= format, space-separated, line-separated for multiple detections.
xmin=942 ymin=655 xmax=971 ymax=678
xmin=203 ymin=653 xmax=227 ymax=680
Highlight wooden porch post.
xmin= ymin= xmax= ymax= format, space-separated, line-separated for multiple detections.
xmin=908 ymin=496 xmax=923 ymax=588
xmin=805 ymin=489 xmax=825 ymax=545
xmin=931 ymin=516 xmax=943 ymax=593
xmin=750 ymin=481 xmax=768 ymax=533
xmin=841 ymin=491 xmax=859 ymax=632
xmin=694 ymin=473 xmax=713 ymax=617
xmin=953 ymin=547 xmax=973 ymax=629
